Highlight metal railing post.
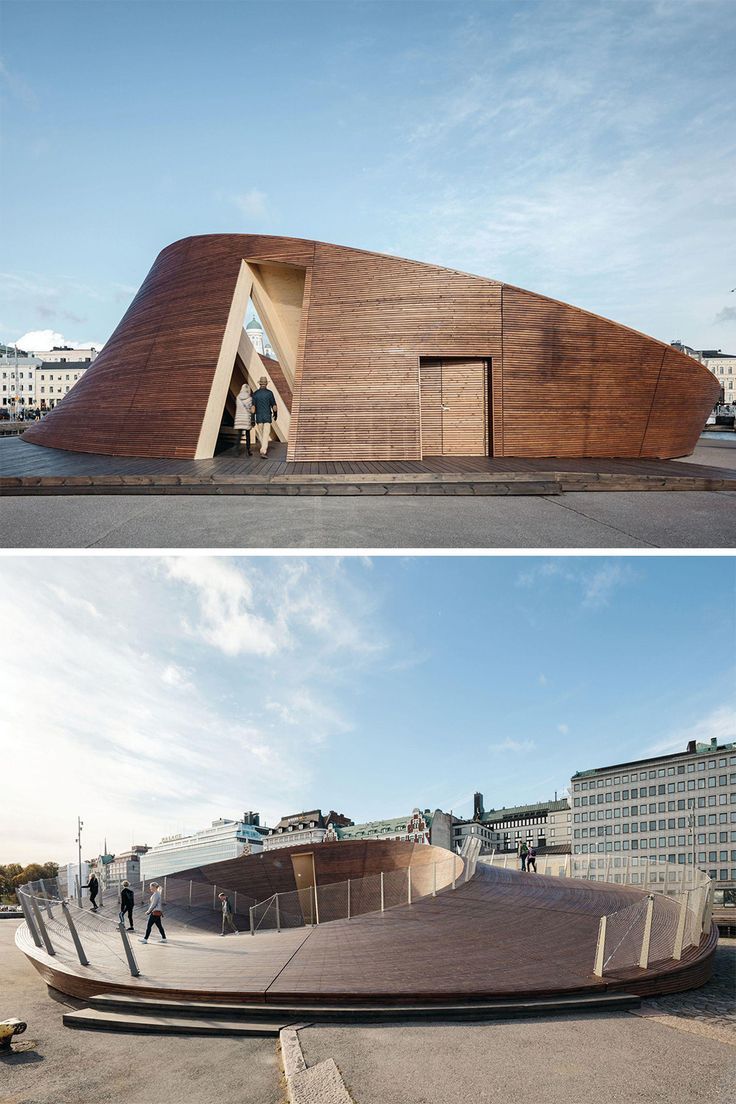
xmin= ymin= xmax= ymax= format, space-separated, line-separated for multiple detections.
xmin=38 ymin=878 xmax=54 ymax=918
xmin=673 ymin=891 xmax=689 ymax=960
xmin=29 ymin=894 xmax=55 ymax=956
xmin=432 ymin=862 xmax=437 ymax=897
xmin=380 ymin=871 xmax=385 ymax=912
xmin=407 ymin=867 xmax=412 ymax=905
xmin=639 ymin=895 xmax=655 ymax=969
xmin=503 ymin=854 xmax=508 ymax=870
xmin=347 ymin=879 xmax=351 ymax=920
xmin=593 ymin=915 xmax=607 ymax=977
xmin=213 ymin=885 xmax=217 ymax=910
xmin=565 ymin=854 xmax=570 ymax=878
xmin=249 ymin=905 xmax=255 ymax=935
xmin=313 ymin=884 xmax=320 ymax=926
xmin=118 ymin=922 xmax=140 ymax=977
xmin=18 ymin=891 xmax=43 ymax=949
xmin=189 ymin=880 xmax=192 ymax=909
xmin=163 ymin=876 xmax=167 ymax=903
xmin=61 ymin=900 xmax=89 ymax=966
xmin=234 ymin=891 xmax=237 ymax=918
xmin=275 ymin=893 xmax=281 ymax=932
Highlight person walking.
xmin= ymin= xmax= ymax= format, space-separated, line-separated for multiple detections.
xmin=83 ymin=873 xmax=99 ymax=910
xmin=234 ymin=384 xmax=254 ymax=456
xmin=218 ymin=892 xmax=239 ymax=936
xmin=252 ymin=376 xmax=277 ymax=457
xmin=519 ymin=842 xmax=528 ymax=872
xmin=527 ymin=845 xmax=537 ymax=873
xmin=139 ymin=882 xmax=166 ymax=943
xmin=119 ymin=881 xmax=135 ymax=931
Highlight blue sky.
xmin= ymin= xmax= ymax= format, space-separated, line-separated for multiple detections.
xmin=1 ymin=0 xmax=735 ymax=353
xmin=1 ymin=554 xmax=733 ymax=863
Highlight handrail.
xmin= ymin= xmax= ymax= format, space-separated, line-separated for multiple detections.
xmin=477 ymin=851 xmax=713 ymax=977
xmin=250 ymin=852 xmax=465 ymax=934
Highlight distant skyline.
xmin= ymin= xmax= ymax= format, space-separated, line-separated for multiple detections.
xmin=1 ymin=554 xmax=733 ymax=864
xmin=1 ymin=0 xmax=735 ymax=354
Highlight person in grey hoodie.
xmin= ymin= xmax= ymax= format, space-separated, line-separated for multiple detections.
xmin=139 ymin=882 xmax=166 ymax=943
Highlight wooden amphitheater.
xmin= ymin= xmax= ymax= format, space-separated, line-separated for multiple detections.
xmin=21 ymin=234 xmax=719 ymax=464
xmin=15 ymin=841 xmax=717 ymax=1035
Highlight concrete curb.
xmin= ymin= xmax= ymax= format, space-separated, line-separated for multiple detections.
xmin=280 ymin=1026 xmax=354 ymax=1104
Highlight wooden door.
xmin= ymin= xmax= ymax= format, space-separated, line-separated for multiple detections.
xmin=291 ymin=852 xmax=317 ymax=925
xmin=420 ymin=358 xmax=489 ymax=456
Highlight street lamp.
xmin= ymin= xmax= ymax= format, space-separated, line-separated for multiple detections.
xmin=75 ymin=816 xmax=84 ymax=905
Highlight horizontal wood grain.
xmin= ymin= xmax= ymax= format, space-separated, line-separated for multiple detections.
xmin=22 ymin=235 xmax=719 ymax=461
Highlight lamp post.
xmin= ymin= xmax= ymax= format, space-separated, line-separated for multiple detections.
xmin=75 ymin=816 xmax=84 ymax=906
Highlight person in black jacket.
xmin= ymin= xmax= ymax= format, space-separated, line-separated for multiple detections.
xmin=119 ymin=881 xmax=135 ymax=930
xmin=83 ymin=873 xmax=99 ymax=910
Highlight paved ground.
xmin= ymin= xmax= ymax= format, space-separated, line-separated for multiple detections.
xmin=300 ymin=944 xmax=736 ymax=1104
xmin=2 ymin=488 xmax=735 ymax=548
xmin=0 ymin=922 xmax=283 ymax=1104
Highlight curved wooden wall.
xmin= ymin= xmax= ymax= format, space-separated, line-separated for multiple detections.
xmin=23 ymin=234 xmax=718 ymax=460
xmin=167 ymin=839 xmax=454 ymax=903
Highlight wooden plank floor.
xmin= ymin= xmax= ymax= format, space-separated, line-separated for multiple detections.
xmin=2 ymin=437 xmax=736 ymax=495
xmin=16 ymin=865 xmax=716 ymax=1006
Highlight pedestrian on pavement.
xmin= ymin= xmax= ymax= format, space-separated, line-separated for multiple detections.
xmin=519 ymin=842 xmax=528 ymax=872
xmin=83 ymin=873 xmax=99 ymax=910
xmin=139 ymin=882 xmax=167 ymax=943
xmin=234 ymin=384 xmax=254 ymax=456
xmin=119 ymin=880 xmax=135 ymax=931
xmin=218 ymin=892 xmax=239 ymax=936
xmin=252 ymin=376 xmax=277 ymax=457
xmin=527 ymin=845 xmax=537 ymax=873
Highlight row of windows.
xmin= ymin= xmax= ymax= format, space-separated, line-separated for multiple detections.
xmin=575 ymin=780 xmax=735 ymax=805
xmin=576 ymin=797 xmax=736 ymax=820
xmin=1 ymin=371 xmax=82 ymax=381
xmin=573 ymin=757 xmax=736 ymax=790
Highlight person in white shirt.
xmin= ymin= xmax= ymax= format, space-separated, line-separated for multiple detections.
xmin=139 ymin=882 xmax=166 ymax=943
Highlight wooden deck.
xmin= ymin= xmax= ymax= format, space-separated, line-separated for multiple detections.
xmin=17 ymin=864 xmax=716 ymax=1007
xmin=2 ymin=436 xmax=736 ymax=496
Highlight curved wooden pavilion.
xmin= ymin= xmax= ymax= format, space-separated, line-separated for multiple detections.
xmin=22 ymin=234 xmax=718 ymax=462
xmin=16 ymin=844 xmax=716 ymax=1011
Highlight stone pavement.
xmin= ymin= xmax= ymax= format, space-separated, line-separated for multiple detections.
xmin=633 ymin=937 xmax=736 ymax=1046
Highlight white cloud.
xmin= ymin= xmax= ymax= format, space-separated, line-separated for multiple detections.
xmin=46 ymin=583 xmax=100 ymax=619
xmin=491 ymin=737 xmax=536 ymax=753
xmin=232 ymin=188 xmax=268 ymax=219
xmin=161 ymin=663 xmax=191 ymax=689
xmin=0 ymin=557 xmax=383 ymax=864
xmin=14 ymin=329 xmax=103 ymax=351
xmin=645 ymin=705 xmax=736 ymax=758
xmin=165 ymin=556 xmax=284 ymax=657
xmin=516 ymin=559 xmax=635 ymax=609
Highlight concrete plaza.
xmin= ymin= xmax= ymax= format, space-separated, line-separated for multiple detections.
xmin=2 ymin=486 xmax=735 ymax=548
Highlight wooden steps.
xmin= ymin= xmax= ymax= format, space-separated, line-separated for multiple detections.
xmin=63 ymin=991 xmax=642 ymax=1035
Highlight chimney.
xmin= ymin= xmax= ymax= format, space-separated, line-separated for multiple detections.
xmin=710 ymin=737 xmax=717 ymax=749
xmin=473 ymin=792 xmax=484 ymax=821
xmin=687 ymin=740 xmax=696 ymax=753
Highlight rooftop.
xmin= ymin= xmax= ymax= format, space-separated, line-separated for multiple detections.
xmin=572 ymin=739 xmax=736 ymax=778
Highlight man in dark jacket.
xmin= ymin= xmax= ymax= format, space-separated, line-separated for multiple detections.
xmin=252 ymin=376 xmax=277 ymax=457
xmin=119 ymin=881 xmax=135 ymax=930
xmin=83 ymin=873 xmax=99 ymax=910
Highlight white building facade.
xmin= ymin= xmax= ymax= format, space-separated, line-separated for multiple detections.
xmin=0 ymin=354 xmax=90 ymax=409
xmin=570 ymin=738 xmax=736 ymax=903
xmin=141 ymin=817 xmax=266 ymax=880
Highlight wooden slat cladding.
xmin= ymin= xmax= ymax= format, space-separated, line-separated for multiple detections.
xmin=24 ymin=234 xmax=718 ymax=461
xmin=287 ymin=242 xmax=502 ymax=461
xmin=501 ymin=285 xmax=719 ymax=458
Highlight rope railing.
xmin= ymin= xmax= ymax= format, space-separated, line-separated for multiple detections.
xmin=17 ymin=879 xmax=140 ymax=978
xmin=475 ymin=851 xmax=712 ymax=976
xmin=249 ymin=852 xmax=465 ymax=934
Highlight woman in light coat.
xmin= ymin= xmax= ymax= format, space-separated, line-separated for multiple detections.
xmin=234 ymin=385 xmax=254 ymax=456
xmin=139 ymin=882 xmax=166 ymax=944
